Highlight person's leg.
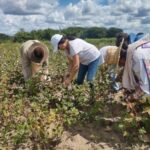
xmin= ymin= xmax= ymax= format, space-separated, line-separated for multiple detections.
xmin=87 ymin=57 xmax=100 ymax=104
xmin=76 ymin=63 xmax=88 ymax=84
xmin=87 ymin=57 xmax=100 ymax=82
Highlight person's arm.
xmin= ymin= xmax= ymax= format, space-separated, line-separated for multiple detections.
xmin=64 ymin=56 xmax=73 ymax=78
xmin=69 ymin=54 xmax=80 ymax=81
xmin=64 ymin=54 xmax=80 ymax=86
xmin=40 ymin=60 xmax=50 ymax=81
xmin=21 ymin=46 xmax=33 ymax=80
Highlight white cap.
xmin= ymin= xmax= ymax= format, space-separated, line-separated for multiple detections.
xmin=50 ymin=34 xmax=63 ymax=52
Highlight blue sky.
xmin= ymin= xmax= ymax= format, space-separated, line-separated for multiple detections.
xmin=0 ymin=0 xmax=149 ymax=35
xmin=59 ymin=0 xmax=116 ymax=6
xmin=59 ymin=0 xmax=80 ymax=6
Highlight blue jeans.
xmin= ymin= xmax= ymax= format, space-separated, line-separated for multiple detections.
xmin=76 ymin=56 xmax=100 ymax=84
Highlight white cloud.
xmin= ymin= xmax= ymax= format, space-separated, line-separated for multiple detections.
xmin=0 ymin=0 xmax=149 ymax=35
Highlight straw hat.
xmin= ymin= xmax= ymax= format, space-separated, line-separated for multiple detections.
xmin=105 ymin=46 xmax=119 ymax=65
xmin=28 ymin=42 xmax=49 ymax=63
xmin=105 ymin=38 xmax=124 ymax=66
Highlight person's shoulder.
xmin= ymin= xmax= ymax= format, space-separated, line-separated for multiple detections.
xmin=69 ymin=38 xmax=84 ymax=45
xmin=73 ymin=38 xmax=87 ymax=42
xmin=71 ymin=38 xmax=83 ymax=42
xmin=22 ymin=40 xmax=40 ymax=45
xmin=32 ymin=40 xmax=41 ymax=43
xmin=108 ymin=46 xmax=117 ymax=49
xmin=100 ymin=45 xmax=117 ymax=50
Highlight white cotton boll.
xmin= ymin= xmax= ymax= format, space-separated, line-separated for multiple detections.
xmin=67 ymin=84 xmax=73 ymax=91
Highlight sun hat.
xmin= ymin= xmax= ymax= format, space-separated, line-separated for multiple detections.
xmin=105 ymin=38 xmax=124 ymax=65
xmin=50 ymin=34 xmax=63 ymax=52
xmin=105 ymin=46 xmax=119 ymax=65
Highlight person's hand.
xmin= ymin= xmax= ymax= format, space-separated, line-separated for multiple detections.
xmin=64 ymin=73 xmax=70 ymax=80
xmin=132 ymin=88 xmax=144 ymax=100
xmin=126 ymin=88 xmax=144 ymax=101
xmin=40 ymin=75 xmax=51 ymax=82
xmin=63 ymin=78 xmax=71 ymax=87
xmin=40 ymin=75 xmax=47 ymax=81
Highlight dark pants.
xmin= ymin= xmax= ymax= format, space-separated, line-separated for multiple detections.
xmin=76 ymin=56 xmax=100 ymax=84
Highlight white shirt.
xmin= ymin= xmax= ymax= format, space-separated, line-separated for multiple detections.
xmin=132 ymin=42 xmax=150 ymax=94
xmin=66 ymin=38 xmax=100 ymax=65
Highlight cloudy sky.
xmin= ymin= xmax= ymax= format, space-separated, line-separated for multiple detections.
xmin=0 ymin=0 xmax=149 ymax=35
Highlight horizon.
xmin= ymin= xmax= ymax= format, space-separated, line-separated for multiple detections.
xmin=0 ymin=26 xmax=124 ymax=36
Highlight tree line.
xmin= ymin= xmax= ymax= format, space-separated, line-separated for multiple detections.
xmin=0 ymin=27 xmax=123 ymax=42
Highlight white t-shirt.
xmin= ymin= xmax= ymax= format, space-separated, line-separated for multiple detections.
xmin=66 ymin=38 xmax=100 ymax=65
xmin=132 ymin=42 xmax=150 ymax=94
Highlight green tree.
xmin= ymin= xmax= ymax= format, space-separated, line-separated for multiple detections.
xmin=83 ymin=27 xmax=107 ymax=38
xmin=0 ymin=33 xmax=11 ymax=42
xmin=107 ymin=27 xmax=123 ymax=38
xmin=62 ymin=27 xmax=86 ymax=38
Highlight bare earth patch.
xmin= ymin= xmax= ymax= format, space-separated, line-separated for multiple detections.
xmin=56 ymin=123 xmax=150 ymax=150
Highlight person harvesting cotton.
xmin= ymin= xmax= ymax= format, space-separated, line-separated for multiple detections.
xmin=20 ymin=40 xmax=49 ymax=81
xmin=50 ymin=34 xmax=100 ymax=87
xmin=98 ymin=45 xmax=125 ymax=92
xmin=116 ymin=33 xmax=150 ymax=99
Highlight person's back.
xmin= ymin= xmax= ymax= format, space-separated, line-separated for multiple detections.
xmin=68 ymin=38 xmax=100 ymax=65
xmin=122 ymin=34 xmax=150 ymax=99
xmin=132 ymin=42 xmax=150 ymax=94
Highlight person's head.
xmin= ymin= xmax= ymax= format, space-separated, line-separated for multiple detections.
xmin=57 ymin=36 xmax=69 ymax=50
xmin=51 ymin=34 xmax=75 ymax=52
xmin=31 ymin=47 xmax=44 ymax=63
xmin=116 ymin=32 xmax=129 ymax=50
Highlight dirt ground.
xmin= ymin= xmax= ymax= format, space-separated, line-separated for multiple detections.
xmin=55 ymin=91 xmax=150 ymax=150
xmin=55 ymin=123 xmax=150 ymax=150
